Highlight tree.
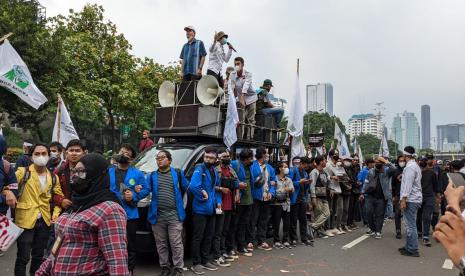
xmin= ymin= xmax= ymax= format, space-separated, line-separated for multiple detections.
xmin=357 ymin=133 xmax=401 ymax=158
xmin=302 ymin=112 xmax=348 ymax=150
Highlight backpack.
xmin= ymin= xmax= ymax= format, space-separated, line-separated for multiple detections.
xmin=17 ymin=166 xmax=57 ymax=199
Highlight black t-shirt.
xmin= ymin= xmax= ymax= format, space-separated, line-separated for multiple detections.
xmin=374 ymin=174 xmax=384 ymax=199
xmin=116 ymin=168 xmax=128 ymax=192
xmin=421 ymin=168 xmax=438 ymax=198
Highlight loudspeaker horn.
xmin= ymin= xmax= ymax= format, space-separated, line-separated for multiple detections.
xmin=196 ymin=75 xmax=224 ymax=105
xmin=158 ymin=81 xmax=176 ymax=107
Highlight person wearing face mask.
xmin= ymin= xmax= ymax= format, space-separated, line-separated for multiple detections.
xmin=190 ymin=147 xmax=222 ymax=275
xmin=47 ymin=141 xmax=64 ymax=172
xmin=227 ymin=57 xmax=257 ymax=140
xmin=211 ymin=148 xmax=239 ymax=267
xmin=310 ymin=156 xmax=331 ymax=238
xmin=256 ymin=79 xmax=284 ymax=128
xmin=362 ymin=156 xmax=395 ymax=239
xmin=36 ymin=153 xmax=129 ymax=276
xmin=0 ymin=134 xmax=18 ymax=221
xmin=344 ymin=157 xmax=359 ymax=231
xmin=438 ymin=160 xmax=452 ymax=216
xmin=14 ymin=139 xmax=34 ymax=171
xmin=358 ymin=158 xmax=376 ymax=228
xmin=324 ymin=150 xmax=345 ymax=235
xmin=180 ymin=25 xmax=207 ymax=81
xmin=108 ymin=143 xmax=149 ymax=275
xmin=416 ymin=157 xmax=439 ymax=247
xmin=392 ymin=156 xmax=407 ymax=239
xmin=206 ymin=31 xmax=233 ymax=88
xmin=14 ymin=143 xmax=64 ymax=276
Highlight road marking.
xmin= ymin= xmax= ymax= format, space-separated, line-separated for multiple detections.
xmin=442 ymin=259 xmax=454 ymax=270
xmin=341 ymin=235 xmax=370 ymax=250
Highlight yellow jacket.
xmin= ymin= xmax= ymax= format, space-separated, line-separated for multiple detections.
xmin=15 ymin=165 xmax=64 ymax=229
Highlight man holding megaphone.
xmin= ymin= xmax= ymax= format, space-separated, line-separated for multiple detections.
xmin=207 ymin=31 xmax=234 ymax=88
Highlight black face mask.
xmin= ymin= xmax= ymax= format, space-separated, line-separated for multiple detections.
xmin=375 ymin=164 xmax=383 ymax=170
xmin=71 ymin=175 xmax=91 ymax=195
xmin=115 ymin=154 xmax=130 ymax=164
xmin=221 ymin=159 xmax=231 ymax=166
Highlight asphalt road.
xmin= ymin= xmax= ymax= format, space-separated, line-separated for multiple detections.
xmin=0 ymin=220 xmax=459 ymax=276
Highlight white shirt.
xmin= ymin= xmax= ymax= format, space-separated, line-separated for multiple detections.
xmin=228 ymin=69 xmax=257 ymax=106
xmin=207 ymin=42 xmax=232 ymax=74
xmin=400 ymin=159 xmax=423 ymax=203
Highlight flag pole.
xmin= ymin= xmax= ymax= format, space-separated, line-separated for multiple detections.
xmin=0 ymin=33 xmax=13 ymax=43
xmin=288 ymin=58 xmax=299 ymax=165
xmin=56 ymin=94 xmax=62 ymax=143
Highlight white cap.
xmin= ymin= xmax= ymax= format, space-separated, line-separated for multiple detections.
xmin=184 ymin=26 xmax=196 ymax=33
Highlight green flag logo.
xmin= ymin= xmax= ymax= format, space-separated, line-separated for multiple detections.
xmin=2 ymin=65 xmax=30 ymax=89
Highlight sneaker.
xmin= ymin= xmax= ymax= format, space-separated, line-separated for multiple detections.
xmin=330 ymin=228 xmax=339 ymax=235
xmin=247 ymin=243 xmax=254 ymax=252
xmin=366 ymin=230 xmax=375 ymax=236
xmin=203 ymin=262 xmax=218 ymax=271
xmin=283 ymin=242 xmax=291 ymax=248
xmin=423 ymin=239 xmax=432 ymax=247
xmin=214 ymin=257 xmax=231 ymax=267
xmin=159 ymin=266 xmax=171 ymax=276
xmin=349 ymin=224 xmax=359 ymax=230
xmin=228 ymin=250 xmax=239 ymax=260
xmin=274 ymin=242 xmax=284 ymax=249
xmin=258 ymin=242 xmax=273 ymax=251
xmin=400 ymin=249 xmax=420 ymax=257
xmin=190 ymin=265 xmax=205 ymax=275
xmin=302 ymin=240 xmax=314 ymax=247
xmin=396 ymin=232 xmax=402 ymax=239
xmin=238 ymin=248 xmax=252 ymax=257
xmin=374 ymin=232 xmax=382 ymax=239
xmin=325 ymin=230 xmax=335 ymax=237
xmin=172 ymin=268 xmax=184 ymax=276
xmin=291 ymin=240 xmax=298 ymax=247
xmin=222 ymin=253 xmax=235 ymax=262
xmin=335 ymin=228 xmax=345 ymax=235
xmin=317 ymin=230 xmax=329 ymax=239
xmin=341 ymin=225 xmax=352 ymax=232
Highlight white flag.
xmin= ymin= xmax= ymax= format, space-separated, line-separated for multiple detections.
xmin=0 ymin=40 xmax=47 ymax=109
xmin=353 ymin=137 xmax=359 ymax=155
xmin=287 ymin=73 xmax=305 ymax=159
xmin=0 ymin=127 xmax=3 ymax=136
xmin=334 ymin=122 xmax=350 ymax=158
xmin=358 ymin=144 xmax=364 ymax=170
xmin=52 ymin=96 xmax=79 ymax=147
xmin=379 ymin=130 xmax=389 ymax=158
xmin=223 ymin=91 xmax=239 ymax=148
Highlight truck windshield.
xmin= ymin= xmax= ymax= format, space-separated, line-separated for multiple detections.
xmin=133 ymin=146 xmax=194 ymax=173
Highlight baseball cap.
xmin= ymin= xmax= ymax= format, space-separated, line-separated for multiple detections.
xmin=184 ymin=25 xmax=196 ymax=33
xmin=263 ymin=79 xmax=273 ymax=87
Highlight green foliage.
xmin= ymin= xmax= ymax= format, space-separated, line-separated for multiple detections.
xmin=2 ymin=126 xmax=23 ymax=148
xmin=418 ymin=148 xmax=435 ymax=157
xmin=5 ymin=147 xmax=22 ymax=163
xmin=356 ymin=133 xmax=401 ymax=158
xmin=302 ymin=112 xmax=347 ymax=150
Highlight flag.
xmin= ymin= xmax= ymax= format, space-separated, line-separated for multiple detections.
xmin=353 ymin=137 xmax=359 ymax=155
xmin=358 ymin=144 xmax=364 ymax=170
xmin=223 ymin=91 xmax=239 ymax=148
xmin=52 ymin=96 xmax=79 ymax=147
xmin=379 ymin=130 xmax=389 ymax=158
xmin=0 ymin=127 xmax=3 ymax=136
xmin=0 ymin=40 xmax=47 ymax=109
xmin=334 ymin=122 xmax=350 ymax=158
xmin=287 ymin=72 xmax=305 ymax=159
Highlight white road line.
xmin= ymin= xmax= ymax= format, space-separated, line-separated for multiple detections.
xmin=442 ymin=259 xmax=454 ymax=270
xmin=341 ymin=235 xmax=370 ymax=250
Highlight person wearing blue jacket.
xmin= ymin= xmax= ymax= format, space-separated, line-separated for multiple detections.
xmin=108 ymin=144 xmax=149 ymax=275
xmin=248 ymin=147 xmax=276 ymax=251
xmin=357 ymin=158 xmax=375 ymax=227
xmin=289 ymin=156 xmax=313 ymax=246
xmin=190 ymin=147 xmax=222 ymax=275
xmin=231 ymin=149 xmax=256 ymax=257
xmin=147 ymin=150 xmax=189 ymax=276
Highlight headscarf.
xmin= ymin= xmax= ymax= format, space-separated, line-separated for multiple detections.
xmin=71 ymin=153 xmax=120 ymax=212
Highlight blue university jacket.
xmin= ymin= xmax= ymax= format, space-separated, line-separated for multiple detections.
xmin=147 ymin=167 xmax=189 ymax=225
xmin=190 ymin=163 xmax=222 ymax=215
xmin=289 ymin=166 xmax=310 ymax=205
xmin=231 ymin=160 xmax=259 ymax=201
xmin=250 ymin=160 xmax=276 ymax=201
xmin=109 ymin=166 xmax=150 ymax=220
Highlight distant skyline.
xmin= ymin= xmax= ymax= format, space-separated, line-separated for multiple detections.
xmin=41 ymin=0 xmax=465 ymax=138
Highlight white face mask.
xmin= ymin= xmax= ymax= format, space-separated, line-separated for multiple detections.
xmin=336 ymin=162 xmax=343 ymax=167
xmin=283 ymin=168 xmax=290 ymax=175
xmin=50 ymin=152 xmax=59 ymax=159
xmin=235 ymin=65 xmax=242 ymax=72
xmin=33 ymin=155 xmax=49 ymax=167
xmin=343 ymin=161 xmax=351 ymax=167
xmin=399 ymin=162 xmax=406 ymax=168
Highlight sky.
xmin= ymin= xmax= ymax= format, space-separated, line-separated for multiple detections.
xmin=41 ymin=0 xmax=465 ymax=141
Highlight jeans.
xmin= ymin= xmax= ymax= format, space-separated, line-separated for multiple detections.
xmin=14 ymin=218 xmax=50 ymax=276
xmin=404 ymin=202 xmax=421 ymax=253
xmin=191 ymin=214 xmax=216 ymax=265
xmin=221 ymin=211 xmax=234 ymax=253
xmin=385 ymin=193 xmax=394 ymax=219
xmin=261 ymin=108 xmax=284 ymax=128
xmin=341 ymin=194 xmax=350 ymax=226
xmin=329 ymin=194 xmax=343 ymax=229
xmin=365 ymin=196 xmax=386 ymax=233
xmin=416 ymin=196 xmax=435 ymax=240
xmin=211 ymin=214 xmax=225 ymax=259
xmin=290 ymin=203 xmax=308 ymax=242
xmin=152 ymin=221 xmax=184 ymax=269
xmin=248 ymin=200 xmax=271 ymax=245
xmin=311 ymin=198 xmax=330 ymax=230
xmin=271 ymin=205 xmax=291 ymax=243
xmin=234 ymin=204 xmax=252 ymax=251
xmin=127 ymin=219 xmax=138 ymax=271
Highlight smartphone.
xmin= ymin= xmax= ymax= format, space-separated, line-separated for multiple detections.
xmin=447 ymin=173 xmax=465 ymax=188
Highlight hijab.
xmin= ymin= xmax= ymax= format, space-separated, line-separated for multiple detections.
xmin=71 ymin=153 xmax=120 ymax=212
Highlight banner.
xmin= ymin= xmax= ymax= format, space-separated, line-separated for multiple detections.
xmin=0 ymin=40 xmax=47 ymax=109
xmin=308 ymin=133 xmax=325 ymax=147
xmin=52 ymin=96 xmax=79 ymax=147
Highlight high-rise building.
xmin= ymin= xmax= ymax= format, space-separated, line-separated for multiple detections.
xmin=348 ymin=113 xmax=383 ymax=139
xmin=421 ymin=105 xmax=431 ymax=149
xmin=391 ymin=111 xmax=420 ymax=150
xmin=306 ymin=83 xmax=333 ymax=115
xmin=437 ymin=124 xmax=465 ymax=152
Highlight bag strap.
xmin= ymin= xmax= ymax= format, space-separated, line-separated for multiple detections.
xmin=1 ymin=160 xmax=11 ymax=176
xmin=17 ymin=166 xmax=31 ymax=199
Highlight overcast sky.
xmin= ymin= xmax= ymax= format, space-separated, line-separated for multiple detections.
xmin=41 ymin=0 xmax=465 ymax=140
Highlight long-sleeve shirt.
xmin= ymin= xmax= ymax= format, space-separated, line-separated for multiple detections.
xmin=207 ymin=41 xmax=232 ymax=74
xmin=36 ymin=201 xmax=129 ymax=276
xmin=420 ymin=168 xmax=439 ymax=198
xmin=400 ymin=159 xmax=423 ymax=203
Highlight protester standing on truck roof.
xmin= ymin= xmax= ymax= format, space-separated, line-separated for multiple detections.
xmin=180 ymin=26 xmax=207 ymax=82
xmin=207 ymin=31 xmax=233 ymax=88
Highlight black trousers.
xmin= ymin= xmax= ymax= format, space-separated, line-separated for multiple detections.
xmin=221 ymin=211 xmax=234 ymax=253
xmin=127 ymin=219 xmax=138 ymax=271
xmin=290 ymin=203 xmax=308 ymax=242
xmin=211 ymin=213 xmax=225 ymax=259
xmin=366 ymin=196 xmax=386 ymax=233
xmin=394 ymin=197 xmax=402 ymax=233
xmin=272 ymin=205 xmax=291 ymax=243
xmin=182 ymin=74 xmax=201 ymax=82
xmin=347 ymin=193 xmax=360 ymax=225
xmin=206 ymin=69 xmax=225 ymax=88
xmin=248 ymin=200 xmax=271 ymax=245
xmin=14 ymin=218 xmax=50 ymax=276
xmin=234 ymin=204 xmax=252 ymax=251
xmin=191 ymin=214 xmax=216 ymax=265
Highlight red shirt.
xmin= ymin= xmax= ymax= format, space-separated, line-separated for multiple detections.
xmin=36 ymin=201 xmax=129 ymax=276
xmin=220 ymin=166 xmax=234 ymax=211
xmin=139 ymin=138 xmax=154 ymax=152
